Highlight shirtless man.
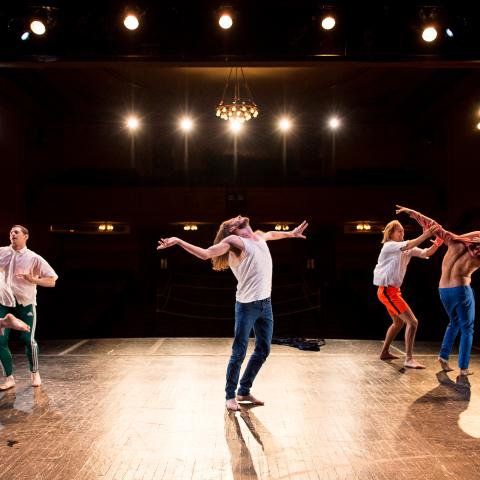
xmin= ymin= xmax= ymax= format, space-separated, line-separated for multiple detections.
xmin=396 ymin=205 xmax=480 ymax=376
xmin=158 ymin=216 xmax=308 ymax=411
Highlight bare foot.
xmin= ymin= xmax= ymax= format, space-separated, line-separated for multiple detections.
xmin=31 ymin=371 xmax=42 ymax=387
xmin=380 ymin=352 xmax=399 ymax=360
xmin=0 ymin=314 xmax=30 ymax=333
xmin=404 ymin=358 xmax=425 ymax=369
xmin=460 ymin=369 xmax=474 ymax=376
xmin=226 ymin=398 xmax=240 ymax=411
xmin=236 ymin=394 xmax=265 ymax=406
xmin=0 ymin=375 xmax=15 ymax=391
xmin=438 ymin=357 xmax=454 ymax=372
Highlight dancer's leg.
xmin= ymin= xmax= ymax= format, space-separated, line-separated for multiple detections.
xmin=225 ymin=301 xmax=259 ymax=410
xmin=0 ymin=306 xmax=16 ymax=390
xmin=438 ymin=288 xmax=460 ymax=372
xmin=237 ymin=298 xmax=273 ymax=403
xmin=456 ymin=287 xmax=475 ymax=375
xmin=400 ymin=308 xmax=424 ymax=368
xmin=380 ymin=313 xmax=404 ymax=360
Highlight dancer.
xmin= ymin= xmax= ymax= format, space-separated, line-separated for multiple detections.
xmin=396 ymin=205 xmax=480 ymax=376
xmin=0 ymin=225 xmax=58 ymax=390
xmin=373 ymin=219 xmax=442 ymax=368
xmin=158 ymin=216 xmax=308 ymax=411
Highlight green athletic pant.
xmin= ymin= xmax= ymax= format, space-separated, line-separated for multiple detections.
xmin=0 ymin=303 xmax=39 ymax=376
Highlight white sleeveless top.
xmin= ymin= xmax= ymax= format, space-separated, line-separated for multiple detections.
xmin=230 ymin=237 xmax=273 ymax=303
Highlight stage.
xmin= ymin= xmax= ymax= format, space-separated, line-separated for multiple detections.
xmin=0 ymin=338 xmax=479 ymax=480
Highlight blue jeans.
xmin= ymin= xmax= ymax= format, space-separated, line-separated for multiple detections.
xmin=438 ymin=286 xmax=475 ymax=370
xmin=225 ymin=298 xmax=273 ymax=400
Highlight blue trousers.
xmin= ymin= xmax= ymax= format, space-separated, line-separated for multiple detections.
xmin=438 ymin=286 xmax=475 ymax=370
xmin=225 ymin=298 xmax=273 ymax=400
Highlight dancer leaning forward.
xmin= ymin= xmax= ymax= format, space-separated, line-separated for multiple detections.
xmin=158 ymin=216 xmax=308 ymax=411
xmin=373 ymin=217 xmax=443 ymax=368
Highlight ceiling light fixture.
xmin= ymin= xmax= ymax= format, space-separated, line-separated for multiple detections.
xmin=216 ymin=67 xmax=259 ymax=123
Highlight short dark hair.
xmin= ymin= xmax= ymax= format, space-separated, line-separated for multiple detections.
xmin=11 ymin=225 xmax=29 ymax=236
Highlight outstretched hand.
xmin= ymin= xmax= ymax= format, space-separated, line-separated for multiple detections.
xmin=431 ymin=236 xmax=444 ymax=247
xmin=292 ymin=220 xmax=308 ymax=239
xmin=157 ymin=237 xmax=180 ymax=250
xmin=395 ymin=205 xmax=413 ymax=215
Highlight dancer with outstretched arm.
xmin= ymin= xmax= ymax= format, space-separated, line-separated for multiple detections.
xmin=396 ymin=205 xmax=480 ymax=376
xmin=158 ymin=216 xmax=308 ymax=411
xmin=373 ymin=219 xmax=442 ymax=368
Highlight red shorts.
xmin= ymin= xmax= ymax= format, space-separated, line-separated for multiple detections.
xmin=377 ymin=286 xmax=409 ymax=317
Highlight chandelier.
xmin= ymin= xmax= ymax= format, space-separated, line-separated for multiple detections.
xmin=216 ymin=67 xmax=259 ymax=123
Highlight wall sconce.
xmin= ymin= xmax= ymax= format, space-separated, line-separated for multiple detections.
xmin=50 ymin=222 xmax=129 ymax=235
xmin=344 ymin=221 xmax=381 ymax=234
xmin=183 ymin=224 xmax=198 ymax=231
xmin=356 ymin=222 xmax=371 ymax=231
xmin=98 ymin=223 xmax=115 ymax=232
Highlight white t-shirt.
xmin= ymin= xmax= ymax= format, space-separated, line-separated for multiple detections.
xmin=373 ymin=241 xmax=428 ymax=288
xmin=0 ymin=246 xmax=58 ymax=306
xmin=230 ymin=237 xmax=273 ymax=303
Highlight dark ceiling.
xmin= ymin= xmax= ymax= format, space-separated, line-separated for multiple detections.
xmin=1 ymin=2 xmax=480 ymax=190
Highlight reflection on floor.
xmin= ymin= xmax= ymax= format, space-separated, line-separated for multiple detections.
xmin=0 ymin=338 xmax=479 ymax=480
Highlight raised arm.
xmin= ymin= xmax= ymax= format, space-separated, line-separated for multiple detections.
xmin=158 ymin=237 xmax=229 ymax=260
xmin=396 ymin=205 xmax=456 ymax=244
xmin=157 ymin=235 xmax=244 ymax=260
xmin=262 ymin=220 xmax=308 ymax=241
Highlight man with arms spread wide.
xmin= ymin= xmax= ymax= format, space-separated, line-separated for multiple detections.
xmin=158 ymin=216 xmax=308 ymax=411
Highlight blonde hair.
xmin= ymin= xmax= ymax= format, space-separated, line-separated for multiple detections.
xmin=211 ymin=217 xmax=243 ymax=271
xmin=382 ymin=220 xmax=402 ymax=243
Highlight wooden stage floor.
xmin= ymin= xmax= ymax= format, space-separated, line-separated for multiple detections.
xmin=1 ymin=338 xmax=480 ymax=480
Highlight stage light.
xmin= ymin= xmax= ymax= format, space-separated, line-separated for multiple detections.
xmin=219 ymin=14 xmax=233 ymax=30
xmin=476 ymin=122 xmax=480 ymax=131
xmin=328 ymin=117 xmax=340 ymax=129
xmin=321 ymin=16 xmax=336 ymax=30
xmin=123 ymin=14 xmax=139 ymax=31
xmin=126 ymin=116 xmax=140 ymax=131
xmin=445 ymin=28 xmax=453 ymax=38
xmin=180 ymin=117 xmax=193 ymax=132
xmin=21 ymin=31 xmax=30 ymax=41
xmin=230 ymin=120 xmax=243 ymax=133
xmin=422 ymin=26 xmax=437 ymax=42
xmin=279 ymin=118 xmax=291 ymax=132
xmin=30 ymin=20 xmax=46 ymax=35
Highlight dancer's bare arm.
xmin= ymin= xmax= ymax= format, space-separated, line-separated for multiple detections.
xmin=261 ymin=220 xmax=308 ymax=241
xmin=157 ymin=235 xmax=243 ymax=260
xmin=400 ymin=224 xmax=440 ymax=251
xmin=423 ymin=237 xmax=444 ymax=257
xmin=457 ymin=231 xmax=480 ymax=242
xmin=396 ymin=205 xmax=456 ymax=245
